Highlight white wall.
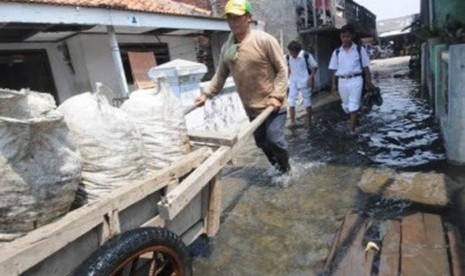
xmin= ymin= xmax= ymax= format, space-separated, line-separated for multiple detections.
xmin=252 ymin=0 xmax=299 ymax=52
xmin=66 ymin=34 xmax=121 ymax=96
xmin=1 ymin=33 xmax=209 ymax=102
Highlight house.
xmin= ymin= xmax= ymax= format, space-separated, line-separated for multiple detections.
xmin=0 ymin=0 xmax=231 ymax=104
xmin=292 ymin=0 xmax=377 ymax=90
xmin=419 ymin=0 xmax=465 ymax=164
xmin=377 ymin=14 xmax=419 ymax=57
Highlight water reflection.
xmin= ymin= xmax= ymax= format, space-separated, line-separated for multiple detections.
xmin=358 ymin=77 xmax=445 ymax=168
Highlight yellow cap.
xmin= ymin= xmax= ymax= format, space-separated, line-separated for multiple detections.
xmin=224 ymin=0 xmax=253 ymax=16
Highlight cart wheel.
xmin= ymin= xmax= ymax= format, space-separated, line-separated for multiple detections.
xmin=73 ymin=227 xmax=192 ymax=276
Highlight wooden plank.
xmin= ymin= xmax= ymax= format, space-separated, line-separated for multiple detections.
xmin=159 ymin=106 xmax=274 ymax=220
xmin=165 ymin=178 xmax=179 ymax=194
xmin=188 ymin=130 xmax=238 ymax=146
xmin=141 ymin=215 xmax=165 ymax=228
xmin=379 ymin=220 xmax=401 ymax=276
xmin=333 ymin=215 xmax=372 ymax=276
xmin=363 ymin=248 xmax=376 ymax=276
xmin=0 ymin=233 xmax=25 ymax=242
xmin=446 ymin=224 xmax=465 ymax=276
xmin=401 ymin=213 xmax=449 ymax=276
xmin=0 ymin=147 xmax=212 ymax=276
xmin=100 ymin=209 xmax=121 ymax=245
xmin=324 ymin=213 xmax=365 ymax=274
xmin=158 ymin=146 xmax=232 ymax=220
xmin=181 ymin=221 xmax=205 ymax=246
xmin=127 ymin=51 xmax=156 ymax=89
xmin=324 ymin=218 xmax=344 ymax=268
xmin=206 ymin=172 xmax=222 ymax=237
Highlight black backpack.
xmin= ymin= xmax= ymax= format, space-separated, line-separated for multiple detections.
xmin=286 ymin=51 xmax=313 ymax=74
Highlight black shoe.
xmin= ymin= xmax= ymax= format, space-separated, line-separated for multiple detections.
xmin=277 ymin=159 xmax=291 ymax=173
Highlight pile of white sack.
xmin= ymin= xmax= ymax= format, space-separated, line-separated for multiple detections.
xmin=58 ymin=85 xmax=147 ymax=206
xmin=121 ymin=82 xmax=190 ymax=170
xmin=0 ymin=89 xmax=81 ymax=234
xmin=0 ymin=80 xmax=192 ymax=233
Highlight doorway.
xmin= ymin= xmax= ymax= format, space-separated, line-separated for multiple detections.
xmin=0 ymin=50 xmax=59 ymax=103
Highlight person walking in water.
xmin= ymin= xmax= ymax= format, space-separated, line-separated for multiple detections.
xmin=286 ymin=40 xmax=318 ymax=128
xmin=329 ymin=24 xmax=374 ymax=134
xmin=194 ymin=0 xmax=291 ymax=173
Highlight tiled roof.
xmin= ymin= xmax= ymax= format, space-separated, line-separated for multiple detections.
xmin=171 ymin=0 xmax=210 ymax=11
xmin=2 ymin=0 xmax=212 ymax=17
xmin=171 ymin=0 xmax=228 ymax=16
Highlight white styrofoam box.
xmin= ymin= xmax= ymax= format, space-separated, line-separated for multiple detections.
xmin=148 ymin=59 xmax=207 ymax=100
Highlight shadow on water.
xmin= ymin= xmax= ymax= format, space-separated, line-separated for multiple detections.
xmin=192 ymin=57 xmax=464 ymax=275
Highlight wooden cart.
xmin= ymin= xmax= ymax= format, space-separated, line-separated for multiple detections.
xmin=0 ymin=107 xmax=273 ymax=276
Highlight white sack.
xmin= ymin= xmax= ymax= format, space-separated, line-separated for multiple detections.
xmin=121 ymin=83 xmax=190 ymax=170
xmin=0 ymin=89 xmax=81 ymax=233
xmin=58 ymin=89 xmax=146 ymax=205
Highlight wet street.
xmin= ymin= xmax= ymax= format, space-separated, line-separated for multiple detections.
xmin=191 ymin=57 xmax=465 ymax=275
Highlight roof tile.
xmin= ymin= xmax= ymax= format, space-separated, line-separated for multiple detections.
xmin=2 ymin=0 xmax=213 ymax=17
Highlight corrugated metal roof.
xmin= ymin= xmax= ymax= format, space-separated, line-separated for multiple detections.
xmin=377 ymin=14 xmax=418 ymax=34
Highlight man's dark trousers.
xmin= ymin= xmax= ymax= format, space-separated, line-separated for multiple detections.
xmin=250 ymin=108 xmax=290 ymax=172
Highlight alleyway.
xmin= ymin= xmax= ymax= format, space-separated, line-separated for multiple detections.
xmin=192 ymin=57 xmax=464 ymax=275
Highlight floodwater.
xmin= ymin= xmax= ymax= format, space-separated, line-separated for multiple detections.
xmin=191 ymin=57 xmax=465 ymax=275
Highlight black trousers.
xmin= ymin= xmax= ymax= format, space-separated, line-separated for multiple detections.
xmin=249 ymin=108 xmax=290 ymax=172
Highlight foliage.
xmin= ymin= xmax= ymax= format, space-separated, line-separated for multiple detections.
xmin=414 ymin=25 xmax=443 ymax=41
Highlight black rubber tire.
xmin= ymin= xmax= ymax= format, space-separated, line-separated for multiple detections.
xmin=73 ymin=227 xmax=192 ymax=276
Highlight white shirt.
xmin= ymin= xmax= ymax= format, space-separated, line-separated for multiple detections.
xmin=328 ymin=43 xmax=370 ymax=76
xmin=287 ymin=50 xmax=318 ymax=83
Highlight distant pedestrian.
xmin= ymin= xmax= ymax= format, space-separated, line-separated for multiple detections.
xmin=194 ymin=0 xmax=291 ymax=173
xmin=329 ymin=24 xmax=374 ymax=134
xmin=286 ymin=40 xmax=318 ymax=128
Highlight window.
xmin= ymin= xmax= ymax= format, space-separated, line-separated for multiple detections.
xmin=119 ymin=43 xmax=170 ymax=84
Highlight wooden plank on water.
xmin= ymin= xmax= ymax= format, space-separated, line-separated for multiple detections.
xmin=446 ymin=224 xmax=465 ymax=276
xmin=0 ymin=147 xmax=212 ymax=276
xmin=324 ymin=218 xmax=344 ymax=268
xmin=324 ymin=214 xmax=359 ymax=271
xmin=332 ymin=215 xmax=373 ymax=276
xmin=363 ymin=247 xmax=376 ymax=276
xmin=379 ymin=220 xmax=401 ymax=276
xmin=324 ymin=213 xmax=374 ymax=275
xmin=401 ymin=213 xmax=449 ymax=276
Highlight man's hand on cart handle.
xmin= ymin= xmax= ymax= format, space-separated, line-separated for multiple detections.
xmin=194 ymin=93 xmax=208 ymax=106
xmin=266 ymin=96 xmax=282 ymax=111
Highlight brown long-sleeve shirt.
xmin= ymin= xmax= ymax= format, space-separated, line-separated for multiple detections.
xmin=203 ymin=30 xmax=288 ymax=117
